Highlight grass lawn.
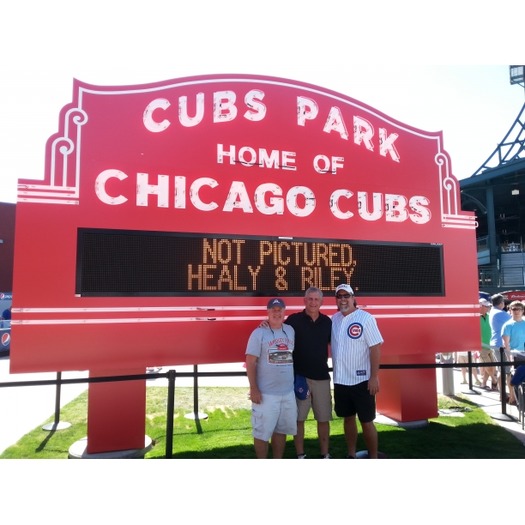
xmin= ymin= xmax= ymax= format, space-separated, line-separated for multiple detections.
xmin=1 ymin=387 xmax=524 ymax=459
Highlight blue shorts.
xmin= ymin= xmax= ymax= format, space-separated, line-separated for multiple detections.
xmin=251 ymin=391 xmax=297 ymax=441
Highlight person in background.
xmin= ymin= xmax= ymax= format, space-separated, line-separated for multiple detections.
xmin=502 ymin=300 xmax=525 ymax=406
xmin=331 ymin=284 xmax=383 ymax=459
xmin=285 ymin=287 xmax=332 ymax=459
xmin=456 ymin=350 xmax=482 ymax=386
xmin=489 ymin=293 xmax=511 ymax=402
xmin=245 ymin=298 xmax=296 ymax=458
xmin=479 ymin=298 xmax=498 ymax=390
xmin=510 ymin=350 xmax=525 ymax=405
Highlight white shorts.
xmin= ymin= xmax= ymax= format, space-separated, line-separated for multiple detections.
xmin=251 ymin=391 xmax=297 ymax=441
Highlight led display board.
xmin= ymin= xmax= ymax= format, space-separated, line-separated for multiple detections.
xmin=77 ymin=228 xmax=444 ymax=297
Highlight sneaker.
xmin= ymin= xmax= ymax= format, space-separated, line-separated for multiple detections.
xmin=297 ymin=453 xmax=307 ymax=459
xmin=321 ymin=453 xmax=332 ymax=459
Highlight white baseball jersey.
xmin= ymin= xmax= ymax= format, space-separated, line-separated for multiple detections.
xmin=331 ymin=308 xmax=383 ymax=386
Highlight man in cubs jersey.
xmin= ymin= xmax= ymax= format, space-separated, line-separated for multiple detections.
xmin=331 ymin=284 xmax=383 ymax=459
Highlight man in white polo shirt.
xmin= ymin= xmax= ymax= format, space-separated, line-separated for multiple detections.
xmin=331 ymin=284 xmax=383 ymax=459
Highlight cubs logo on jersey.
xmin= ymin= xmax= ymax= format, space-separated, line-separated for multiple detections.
xmin=347 ymin=323 xmax=363 ymax=339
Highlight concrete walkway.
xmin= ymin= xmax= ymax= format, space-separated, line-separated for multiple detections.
xmin=435 ymin=364 xmax=525 ymax=446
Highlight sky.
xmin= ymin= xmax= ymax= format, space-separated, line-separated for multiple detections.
xmin=1 ymin=2 xmax=524 ymax=205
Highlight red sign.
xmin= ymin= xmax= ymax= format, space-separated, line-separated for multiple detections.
xmin=11 ymin=74 xmax=479 ymax=451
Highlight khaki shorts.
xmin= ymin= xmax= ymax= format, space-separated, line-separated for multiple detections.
xmin=479 ymin=349 xmax=496 ymax=363
xmin=296 ymin=378 xmax=333 ymax=423
xmin=492 ymin=346 xmax=512 ymax=374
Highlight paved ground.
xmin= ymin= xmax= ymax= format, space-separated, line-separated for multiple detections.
xmin=0 ymin=356 xmax=524 ymax=455
xmin=434 ymin=365 xmax=525 ymax=446
xmin=0 ymin=357 xmax=89 ymax=454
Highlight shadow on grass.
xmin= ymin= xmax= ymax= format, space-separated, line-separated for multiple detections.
xmin=151 ymin=411 xmax=525 ymax=459
xmin=35 ymin=429 xmax=57 ymax=453
xmin=158 ymin=423 xmax=525 ymax=459
xmin=375 ymin=421 xmax=525 ymax=459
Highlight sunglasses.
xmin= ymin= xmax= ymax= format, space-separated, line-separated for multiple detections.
xmin=510 ymin=307 xmax=524 ymax=311
xmin=336 ymin=294 xmax=352 ymax=299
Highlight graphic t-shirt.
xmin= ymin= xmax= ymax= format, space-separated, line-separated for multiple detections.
xmin=246 ymin=325 xmax=295 ymax=394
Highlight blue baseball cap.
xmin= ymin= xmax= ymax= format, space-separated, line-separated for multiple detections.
xmin=267 ymin=298 xmax=286 ymax=309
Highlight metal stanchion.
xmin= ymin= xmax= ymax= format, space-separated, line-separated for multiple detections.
xmin=491 ymin=348 xmax=515 ymax=422
xmin=441 ymin=353 xmax=455 ymax=395
xmin=165 ymin=369 xmax=176 ymax=459
xmin=184 ymin=364 xmax=208 ymax=421
xmin=462 ymin=351 xmax=480 ymax=395
xmin=42 ymin=372 xmax=71 ymax=431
